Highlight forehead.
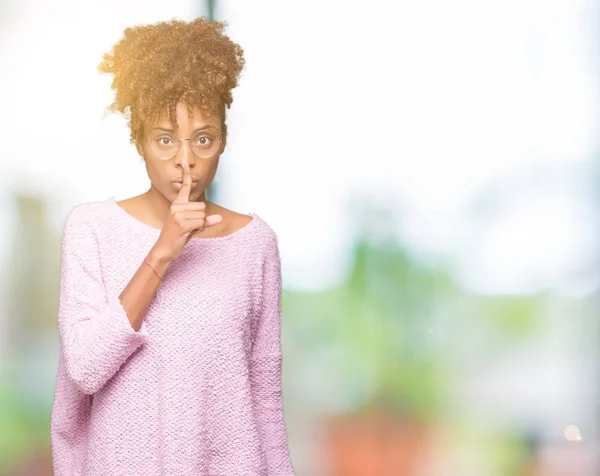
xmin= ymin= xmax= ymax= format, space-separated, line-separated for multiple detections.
xmin=151 ymin=102 xmax=220 ymax=129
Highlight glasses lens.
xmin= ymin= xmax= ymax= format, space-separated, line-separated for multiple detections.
xmin=148 ymin=133 xmax=221 ymax=160
xmin=149 ymin=134 xmax=179 ymax=161
xmin=191 ymin=134 xmax=220 ymax=158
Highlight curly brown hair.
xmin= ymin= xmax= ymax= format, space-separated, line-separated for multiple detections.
xmin=98 ymin=17 xmax=245 ymax=147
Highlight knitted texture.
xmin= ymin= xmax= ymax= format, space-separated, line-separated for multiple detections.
xmin=50 ymin=197 xmax=295 ymax=476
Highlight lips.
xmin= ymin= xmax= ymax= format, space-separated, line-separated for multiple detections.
xmin=172 ymin=181 xmax=198 ymax=190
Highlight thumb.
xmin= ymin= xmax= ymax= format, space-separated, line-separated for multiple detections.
xmin=205 ymin=214 xmax=223 ymax=228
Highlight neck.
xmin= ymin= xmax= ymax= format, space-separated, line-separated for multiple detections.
xmin=142 ymin=185 xmax=213 ymax=225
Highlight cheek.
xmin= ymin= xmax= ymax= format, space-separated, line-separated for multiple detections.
xmin=144 ymin=163 xmax=157 ymax=181
xmin=145 ymin=163 xmax=169 ymax=186
xmin=203 ymin=162 xmax=219 ymax=182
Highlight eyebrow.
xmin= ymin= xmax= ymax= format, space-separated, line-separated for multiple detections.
xmin=151 ymin=125 xmax=217 ymax=133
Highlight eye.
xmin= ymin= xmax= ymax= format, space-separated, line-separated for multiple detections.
xmin=195 ymin=136 xmax=212 ymax=146
xmin=158 ymin=137 xmax=173 ymax=146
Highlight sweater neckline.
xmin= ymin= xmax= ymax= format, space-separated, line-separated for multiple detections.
xmin=105 ymin=196 xmax=260 ymax=244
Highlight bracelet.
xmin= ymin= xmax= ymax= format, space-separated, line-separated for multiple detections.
xmin=144 ymin=258 xmax=164 ymax=280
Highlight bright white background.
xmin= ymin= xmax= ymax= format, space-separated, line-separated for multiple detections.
xmin=0 ymin=0 xmax=597 ymax=296
xmin=0 ymin=1 xmax=598 ymax=473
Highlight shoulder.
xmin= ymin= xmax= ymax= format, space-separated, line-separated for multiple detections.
xmin=229 ymin=210 xmax=257 ymax=236
xmin=243 ymin=211 xmax=277 ymax=246
xmin=62 ymin=199 xmax=109 ymax=239
xmin=65 ymin=199 xmax=107 ymax=224
xmin=249 ymin=214 xmax=280 ymax=265
xmin=210 ymin=202 xmax=279 ymax=247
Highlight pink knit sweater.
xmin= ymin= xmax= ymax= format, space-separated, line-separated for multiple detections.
xmin=50 ymin=196 xmax=295 ymax=476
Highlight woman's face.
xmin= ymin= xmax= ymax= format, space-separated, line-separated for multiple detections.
xmin=136 ymin=101 xmax=225 ymax=202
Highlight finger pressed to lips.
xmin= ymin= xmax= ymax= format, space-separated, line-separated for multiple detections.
xmin=173 ymin=182 xmax=198 ymax=190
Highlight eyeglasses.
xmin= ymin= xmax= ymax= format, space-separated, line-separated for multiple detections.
xmin=144 ymin=131 xmax=222 ymax=161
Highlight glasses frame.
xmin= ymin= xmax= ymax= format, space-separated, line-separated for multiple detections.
xmin=144 ymin=133 xmax=222 ymax=161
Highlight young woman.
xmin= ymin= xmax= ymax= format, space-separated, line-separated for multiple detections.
xmin=50 ymin=17 xmax=295 ymax=475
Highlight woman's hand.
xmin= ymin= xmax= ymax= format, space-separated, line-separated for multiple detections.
xmin=153 ymin=159 xmax=223 ymax=263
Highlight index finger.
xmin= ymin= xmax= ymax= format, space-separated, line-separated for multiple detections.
xmin=173 ymin=159 xmax=192 ymax=203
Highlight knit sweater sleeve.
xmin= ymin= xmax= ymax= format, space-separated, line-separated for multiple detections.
xmin=249 ymin=233 xmax=295 ymax=475
xmin=57 ymin=205 xmax=149 ymax=395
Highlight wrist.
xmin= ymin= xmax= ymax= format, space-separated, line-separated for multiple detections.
xmin=146 ymin=246 xmax=172 ymax=275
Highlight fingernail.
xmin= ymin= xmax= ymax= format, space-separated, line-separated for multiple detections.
xmin=182 ymin=159 xmax=188 ymax=167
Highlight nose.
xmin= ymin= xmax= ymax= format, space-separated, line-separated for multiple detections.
xmin=175 ymin=139 xmax=195 ymax=167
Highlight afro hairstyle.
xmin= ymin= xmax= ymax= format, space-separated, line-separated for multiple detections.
xmin=98 ymin=17 xmax=246 ymax=147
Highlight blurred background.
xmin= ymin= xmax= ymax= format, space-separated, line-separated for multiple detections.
xmin=1 ymin=0 xmax=599 ymax=474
